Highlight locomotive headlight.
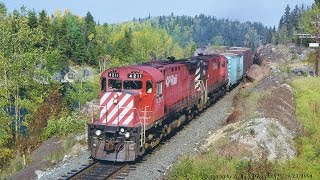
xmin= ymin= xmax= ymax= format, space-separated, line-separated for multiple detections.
xmin=125 ymin=132 xmax=130 ymax=138
xmin=113 ymin=94 xmax=118 ymax=99
xmin=113 ymin=99 xmax=118 ymax=104
xmin=95 ymin=130 xmax=102 ymax=136
xmin=120 ymin=128 xmax=125 ymax=133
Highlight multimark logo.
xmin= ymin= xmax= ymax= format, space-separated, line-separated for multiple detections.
xmin=166 ymin=74 xmax=178 ymax=87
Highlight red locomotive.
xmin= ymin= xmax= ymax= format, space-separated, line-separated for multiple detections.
xmin=88 ymin=51 xmax=252 ymax=162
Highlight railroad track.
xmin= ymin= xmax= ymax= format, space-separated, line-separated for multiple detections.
xmin=62 ymin=161 xmax=135 ymax=180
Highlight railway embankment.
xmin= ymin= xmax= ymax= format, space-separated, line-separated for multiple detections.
xmin=168 ymin=44 xmax=320 ymax=179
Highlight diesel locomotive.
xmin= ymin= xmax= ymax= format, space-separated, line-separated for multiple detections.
xmin=88 ymin=48 xmax=253 ymax=162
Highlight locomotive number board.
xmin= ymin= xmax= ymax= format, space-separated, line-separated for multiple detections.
xmin=108 ymin=71 xmax=119 ymax=78
xmin=128 ymin=71 xmax=143 ymax=79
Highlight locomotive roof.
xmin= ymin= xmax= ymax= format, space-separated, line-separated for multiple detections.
xmin=228 ymin=49 xmax=251 ymax=53
xmin=132 ymin=65 xmax=164 ymax=82
xmin=190 ymin=53 xmax=220 ymax=61
xmin=103 ymin=65 xmax=164 ymax=82
xmin=229 ymin=47 xmax=251 ymax=50
xmin=221 ymin=52 xmax=240 ymax=57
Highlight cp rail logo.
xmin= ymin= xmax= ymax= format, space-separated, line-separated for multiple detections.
xmin=165 ymin=74 xmax=178 ymax=87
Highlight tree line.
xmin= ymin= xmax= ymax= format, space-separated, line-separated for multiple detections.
xmin=136 ymin=14 xmax=271 ymax=50
xmin=276 ymin=4 xmax=309 ymax=44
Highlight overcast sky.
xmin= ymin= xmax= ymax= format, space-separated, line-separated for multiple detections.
xmin=1 ymin=0 xmax=314 ymax=27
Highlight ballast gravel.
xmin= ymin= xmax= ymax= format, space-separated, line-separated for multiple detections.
xmin=37 ymin=150 xmax=92 ymax=180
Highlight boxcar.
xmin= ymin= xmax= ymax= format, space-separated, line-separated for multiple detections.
xmin=221 ymin=52 xmax=242 ymax=88
xmin=228 ymin=47 xmax=253 ymax=74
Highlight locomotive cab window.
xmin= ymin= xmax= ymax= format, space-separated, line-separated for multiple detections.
xmin=108 ymin=79 xmax=122 ymax=90
xmin=101 ymin=78 xmax=106 ymax=92
xmin=146 ymin=80 xmax=153 ymax=94
xmin=156 ymin=82 xmax=162 ymax=96
xmin=124 ymin=80 xmax=142 ymax=90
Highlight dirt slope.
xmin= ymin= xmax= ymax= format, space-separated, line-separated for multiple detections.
xmin=201 ymin=44 xmax=305 ymax=161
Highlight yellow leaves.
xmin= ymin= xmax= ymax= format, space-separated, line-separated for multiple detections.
xmin=104 ymin=22 xmax=186 ymax=64
xmin=88 ymin=33 xmax=95 ymax=41
xmin=52 ymin=10 xmax=62 ymax=18
xmin=131 ymin=25 xmax=179 ymax=61
xmin=110 ymin=24 xmax=131 ymax=44
xmin=0 ymin=148 xmax=13 ymax=162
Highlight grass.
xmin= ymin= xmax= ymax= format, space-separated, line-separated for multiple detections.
xmin=168 ymin=77 xmax=320 ymax=179
xmin=279 ymin=61 xmax=290 ymax=73
xmin=169 ymin=154 xmax=278 ymax=180
xmin=0 ymin=151 xmax=31 ymax=178
xmin=236 ymin=86 xmax=271 ymax=121
xmin=277 ymin=77 xmax=320 ymax=177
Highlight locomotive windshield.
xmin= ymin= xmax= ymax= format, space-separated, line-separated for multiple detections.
xmin=108 ymin=79 xmax=122 ymax=90
xmin=124 ymin=80 xmax=142 ymax=90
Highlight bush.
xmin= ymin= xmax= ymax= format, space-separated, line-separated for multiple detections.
xmin=169 ymin=154 xmax=242 ymax=180
xmin=65 ymin=77 xmax=99 ymax=110
xmin=0 ymin=148 xmax=13 ymax=169
xmin=41 ymin=112 xmax=86 ymax=140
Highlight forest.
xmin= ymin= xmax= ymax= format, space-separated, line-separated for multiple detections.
xmin=0 ymin=1 xmax=317 ymax=176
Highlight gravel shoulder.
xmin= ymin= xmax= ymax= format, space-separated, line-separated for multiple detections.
xmin=37 ymin=150 xmax=91 ymax=180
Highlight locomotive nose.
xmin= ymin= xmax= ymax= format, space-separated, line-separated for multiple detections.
xmin=99 ymin=92 xmax=138 ymax=126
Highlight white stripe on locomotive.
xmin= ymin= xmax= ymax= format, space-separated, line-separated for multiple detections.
xmin=106 ymin=94 xmax=131 ymax=123
xmin=100 ymin=92 xmax=111 ymax=106
xmin=111 ymin=100 xmax=134 ymax=125
xmin=122 ymin=111 xmax=134 ymax=125
xmin=100 ymin=96 xmax=114 ymax=120
xmin=195 ymin=61 xmax=201 ymax=91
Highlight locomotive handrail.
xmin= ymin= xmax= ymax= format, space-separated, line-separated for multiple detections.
xmin=142 ymin=106 xmax=149 ymax=146
xmin=89 ymin=104 xmax=152 ymax=126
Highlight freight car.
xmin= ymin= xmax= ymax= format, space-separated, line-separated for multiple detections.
xmin=87 ymin=54 xmax=230 ymax=161
xmin=227 ymin=47 xmax=253 ymax=76
xmin=221 ymin=52 xmax=243 ymax=89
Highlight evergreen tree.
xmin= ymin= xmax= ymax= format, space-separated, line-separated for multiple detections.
xmin=38 ymin=10 xmax=50 ymax=32
xmin=27 ymin=10 xmax=38 ymax=29
xmin=277 ymin=4 xmax=309 ymax=44
xmin=113 ymin=28 xmax=133 ymax=64
xmin=292 ymin=5 xmax=300 ymax=30
xmin=245 ymin=27 xmax=260 ymax=50
xmin=0 ymin=2 xmax=7 ymax=18
xmin=284 ymin=5 xmax=292 ymax=28
xmin=84 ymin=11 xmax=97 ymax=65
